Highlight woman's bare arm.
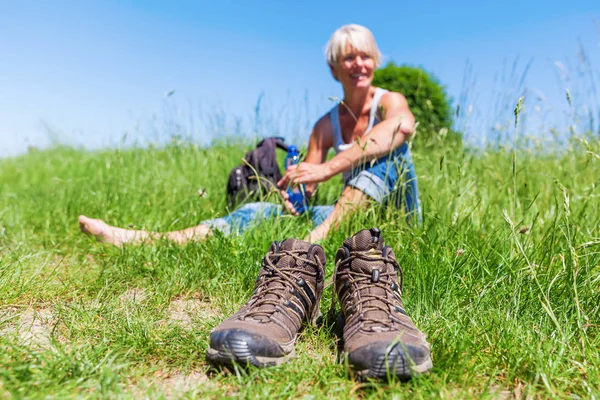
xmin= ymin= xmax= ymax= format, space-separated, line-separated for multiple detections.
xmin=281 ymin=92 xmax=415 ymax=186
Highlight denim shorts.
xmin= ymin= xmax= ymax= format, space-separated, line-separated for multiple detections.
xmin=200 ymin=143 xmax=421 ymax=236
xmin=345 ymin=142 xmax=421 ymax=222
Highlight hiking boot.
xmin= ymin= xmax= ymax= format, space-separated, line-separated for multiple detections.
xmin=206 ymin=238 xmax=325 ymax=368
xmin=333 ymin=228 xmax=432 ymax=380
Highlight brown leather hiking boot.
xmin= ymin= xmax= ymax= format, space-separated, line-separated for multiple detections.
xmin=333 ymin=228 xmax=432 ymax=380
xmin=206 ymin=238 xmax=325 ymax=368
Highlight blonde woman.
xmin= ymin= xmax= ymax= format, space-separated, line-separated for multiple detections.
xmin=79 ymin=24 xmax=421 ymax=245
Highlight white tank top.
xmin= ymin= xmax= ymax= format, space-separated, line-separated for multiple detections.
xmin=329 ymin=87 xmax=388 ymax=181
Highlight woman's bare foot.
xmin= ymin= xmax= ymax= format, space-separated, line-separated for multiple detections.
xmin=78 ymin=215 xmax=150 ymax=247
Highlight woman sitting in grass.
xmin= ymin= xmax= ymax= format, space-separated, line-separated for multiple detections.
xmin=79 ymin=24 xmax=421 ymax=246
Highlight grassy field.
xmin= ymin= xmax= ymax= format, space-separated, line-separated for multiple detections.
xmin=0 ymin=133 xmax=599 ymax=399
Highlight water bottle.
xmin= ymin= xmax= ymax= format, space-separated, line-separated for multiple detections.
xmin=284 ymin=145 xmax=307 ymax=214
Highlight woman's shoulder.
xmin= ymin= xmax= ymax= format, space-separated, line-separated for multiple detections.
xmin=378 ymin=89 xmax=409 ymax=109
xmin=308 ymin=111 xmax=335 ymax=149
xmin=313 ymin=110 xmax=334 ymax=136
xmin=377 ymin=87 xmax=406 ymax=100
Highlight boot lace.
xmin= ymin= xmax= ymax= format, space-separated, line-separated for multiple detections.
xmin=331 ymin=250 xmax=405 ymax=330
xmin=244 ymin=250 xmax=320 ymax=321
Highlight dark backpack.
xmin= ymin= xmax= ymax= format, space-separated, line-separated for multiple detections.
xmin=226 ymin=137 xmax=289 ymax=208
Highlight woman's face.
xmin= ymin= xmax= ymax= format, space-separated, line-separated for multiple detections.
xmin=331 ymin=44 xmax=375 ymax=89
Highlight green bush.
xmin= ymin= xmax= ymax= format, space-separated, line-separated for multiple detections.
xmin=373 ymin=62 xmax=460 ymax=145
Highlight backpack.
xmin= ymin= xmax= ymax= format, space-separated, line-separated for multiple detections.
xmin=226 ymin=137 xmax=289 ymax=208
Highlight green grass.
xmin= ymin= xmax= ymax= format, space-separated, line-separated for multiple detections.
xmin=0 ymin=134 xmax=599 ymax=399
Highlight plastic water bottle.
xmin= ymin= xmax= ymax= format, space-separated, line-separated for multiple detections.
xmin=284 ymin=145 xmax=307 ymax=214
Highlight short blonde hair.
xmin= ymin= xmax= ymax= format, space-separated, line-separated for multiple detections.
xmin=325 ymin=24 xmax=382 ymax=68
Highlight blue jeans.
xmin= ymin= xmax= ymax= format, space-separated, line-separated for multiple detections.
xmin=201 ymin=143 xmax=421 ymax=235
xmin=201 ymin=203 xmax=334 ymax=236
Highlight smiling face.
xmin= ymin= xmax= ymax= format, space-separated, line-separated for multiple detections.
xmin=325 ymin=25 xmax=381 ymax=89
xmin=330 ymin=43 xmax=376 ymax=89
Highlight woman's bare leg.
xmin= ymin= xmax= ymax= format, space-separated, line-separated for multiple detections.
xmin=304 ymin=186 xmax=371 ymax=243
xmin=78 ymin=215 xmax=212 ymax=247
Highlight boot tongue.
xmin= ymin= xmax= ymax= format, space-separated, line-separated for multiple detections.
xmin=343 ymin=228 xmax=385 ymax=253
xmin=279 ymin=238 xmax=311 ymax=252
xmin=343 ymin=229 xmax=394 ymax=330
xmin=278 ymin=238 xmax=325 ymax=268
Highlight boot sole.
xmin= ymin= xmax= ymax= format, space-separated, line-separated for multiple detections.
xmin=206 ymin=339 xmax=296 ymax=369
xmin=206 ymin=276 xmax=323 ymax=370
xmin=205 ymin=310 xmax=321 ymax=370
xmin=355 ymin=353 xmax=433 ymax=381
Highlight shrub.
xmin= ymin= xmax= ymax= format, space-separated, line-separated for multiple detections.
xmin=373 ymin=62 xmax=460 ymax=146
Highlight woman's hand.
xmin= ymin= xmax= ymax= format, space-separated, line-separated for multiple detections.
xmin=280 ymin=190 xmax=300 ymax=216
xmin=277 ymin=162 xmax=333 ymax=188
xmin=279 ymin=183 xmax=316 ymax=216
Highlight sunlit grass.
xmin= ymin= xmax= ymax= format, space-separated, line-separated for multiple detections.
xmin=0 ymin=128 xmax=598 ymax=398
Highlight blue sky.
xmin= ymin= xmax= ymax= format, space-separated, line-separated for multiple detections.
xmin=1 ymin=0 xmax=599 ymax=157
